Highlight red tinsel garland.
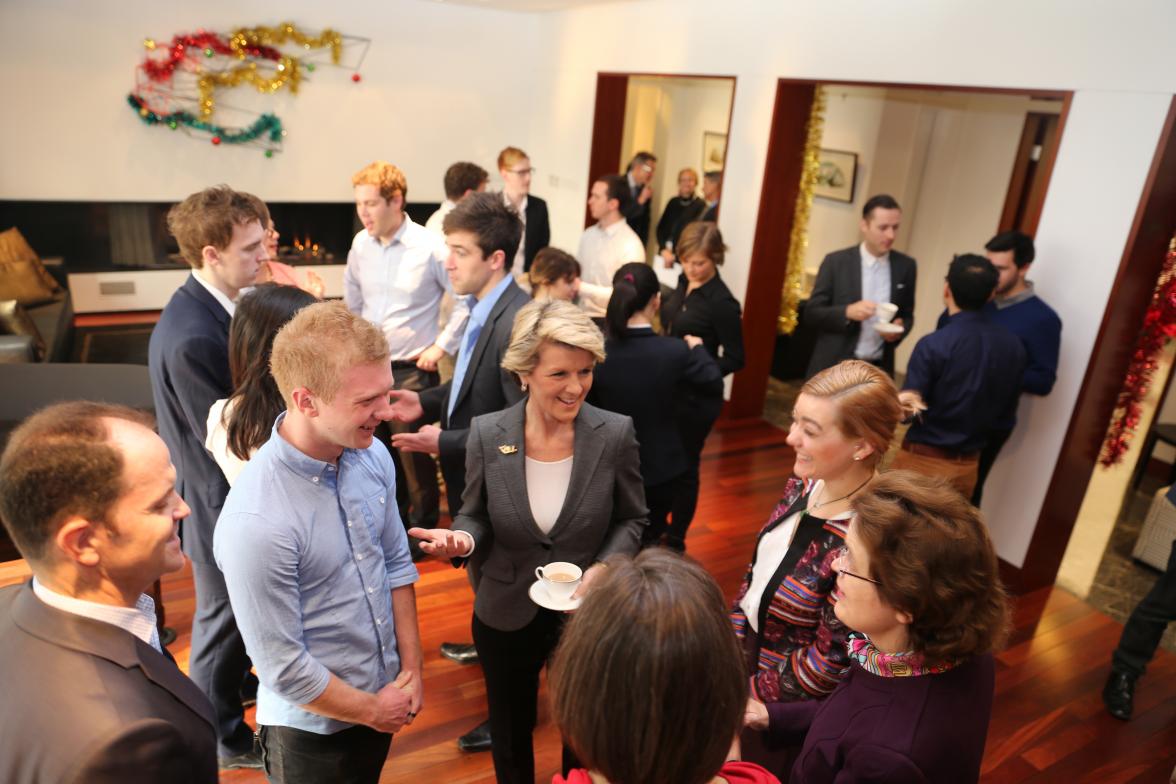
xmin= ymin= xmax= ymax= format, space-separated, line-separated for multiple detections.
xmin=143 ymin=32 xmax=281 ymax=82
xmin=1100 ymin=239 xmax=1176 ymax=466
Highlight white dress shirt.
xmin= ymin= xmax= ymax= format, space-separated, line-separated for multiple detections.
xmin=343 ymin=216 xmax=469 ymax=359
xmin=424 ymin=199 xmax=456 ymax=237
xmin=191 ymin=270 xmax=239 ymax=317
xmin=32 ymin=577 xmax=162 ymax=652
xmin=576 ymin=219 xmax=646 ymax=317
xmin=854 ymin=242 xmax=892 ymax=362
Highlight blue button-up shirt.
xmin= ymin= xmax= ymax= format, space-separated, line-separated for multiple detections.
xmin=853 ymin=243 xmax=891 ymax=361
xmin=904 ymin=311 xmax=1027 ymax=453
xmin=213 ymin=414 xmax=419 ymax=734
xmin=449 ymin=273 xmax=514 ymax=419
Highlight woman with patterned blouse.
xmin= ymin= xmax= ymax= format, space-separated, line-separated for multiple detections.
xmin=730 ymin=360 xmax=910 ymax=776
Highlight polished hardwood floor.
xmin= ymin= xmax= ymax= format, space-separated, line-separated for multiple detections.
xmin=4 ymin=418 xmax=1174 ymax=783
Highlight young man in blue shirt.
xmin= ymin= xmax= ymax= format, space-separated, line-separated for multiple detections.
xmin=215 ymin=301 xmax=421 ymax=783
xmin=895 ymin=254 xmax=1026 ymax=498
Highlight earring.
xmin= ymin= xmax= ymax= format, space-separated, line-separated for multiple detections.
xmin=521 ymin=382 xmax=529 ymax=392
xmin=853 ymin=455 xmax=863 ymax=461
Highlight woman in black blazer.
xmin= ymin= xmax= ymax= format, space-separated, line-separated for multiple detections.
xmin=410 ymin=299 xmax=647 ymax=784
xmin=590 ymin=262 xmax=721 ymax=546
xmin=659 ymin=221 xmax=745 ymax=551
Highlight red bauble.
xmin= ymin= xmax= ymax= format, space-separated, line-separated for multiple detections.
xmin=351 ymin=73 xmax=362 ymax=82
xmin=211 ymin=136 xmax=222 ymax=145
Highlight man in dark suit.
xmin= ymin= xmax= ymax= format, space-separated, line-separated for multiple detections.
xmin=148 ymin=186 xmax=268 ymax=768
xmin=623 ymin=151 xmax=658 ymax=245
xmin=0 ymin=401 xmax=217 ymax=783
xmin=497 ymin=146 xmax=551 ymax=274
xmin=803 ymin=194 xmax=917 ymax=378
xmin=388 ymin=191 xmax=529 ymax=752
xmin=700 ymin=169 xmax=722 ymax=223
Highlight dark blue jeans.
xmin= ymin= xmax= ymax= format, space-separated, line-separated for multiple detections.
xmin=1112 ymin=537 xmax=1176 ymax=679
xmin=258 ymin=723 xmax=391 ymax=784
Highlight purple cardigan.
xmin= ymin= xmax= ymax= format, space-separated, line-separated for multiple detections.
xmin=767 ymin=654 xmax=995 ymax=783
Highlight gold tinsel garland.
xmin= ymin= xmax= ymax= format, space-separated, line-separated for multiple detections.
xmin=777 ymin=86 xmax=827 ymax=334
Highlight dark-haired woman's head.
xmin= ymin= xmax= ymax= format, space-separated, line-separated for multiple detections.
xmin=549 ymin=549 xmax=747 ymax=784
xmin=605 ymin=262 xmax=659 ymax=338
xmin=226 ymin=283 xmax=318 ymax=459
xmin=529 ymin=247 xmax=581 ymax=302
xmin=676 ymin=222 xmax=725 ymax=289
xmin=837 ymin=471 xmax=1011 ymax=665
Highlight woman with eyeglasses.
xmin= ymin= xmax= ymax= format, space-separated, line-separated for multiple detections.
xmin=746 ymin=471 xmax=1010 ymax=783
xmin=730 ymin=360 xmax=911 ymax=776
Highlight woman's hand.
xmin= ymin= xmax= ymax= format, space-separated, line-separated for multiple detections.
xmin=683 ymin=334 xmax=703 ymax=349
xmin=571 ymin=562 xmax=608 ymax=600
xmin=407 ymin=528 xmax=473 ymax=559
xmin=744 ymin=697 xmax=769 ymax=730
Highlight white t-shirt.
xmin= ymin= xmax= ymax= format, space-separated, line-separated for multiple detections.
xmin=205 ymin=397 xmax=250 ymax=486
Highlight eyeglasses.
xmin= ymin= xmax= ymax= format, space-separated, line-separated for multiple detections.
xmin=833 ymin=546 xmax=881 ymax=586
xmin=508 ymin=167 xmax=535 ymax=176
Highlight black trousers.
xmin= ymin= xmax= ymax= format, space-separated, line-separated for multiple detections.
xmin=472 ymin=610 xmax=577 ymax=784
xmin=971 ymin=427 xmax=1013 ymax=506
xmin=258 ymin=723 xmax=391 ymax=784
xmin=667 ymin=394 xmax=723 ymax=544
xmin=1112 ymin=537 xmax=1176 ymax=679
xmin=383 ymin=364 xmax=441 ymax=528
xmin=189 ymin=560 xmax=255 ymax=757
xmin=643 ymin=477 xmax=679 ymax=546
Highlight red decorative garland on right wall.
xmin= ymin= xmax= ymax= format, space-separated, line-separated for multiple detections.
xmin=1100 ymin=237 xmax=1176 ymax=467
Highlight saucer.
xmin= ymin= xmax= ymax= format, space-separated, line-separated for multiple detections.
xmin=528 ymin=579 xmax=582 ymax=612
xmin=874 ymin=322 xmax=904 ymax=335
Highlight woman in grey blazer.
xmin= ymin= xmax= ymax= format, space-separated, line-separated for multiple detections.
xmin=411 ymin=299 xmax=648 ymax=784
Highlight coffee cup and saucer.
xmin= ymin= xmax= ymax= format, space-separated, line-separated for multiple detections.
xmin=872 ymin=302 xmax=903 ymax=335
xmin=529 ymin=561 xmax=583 ymax=611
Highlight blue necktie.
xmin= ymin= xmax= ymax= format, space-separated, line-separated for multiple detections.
xmin=448 ymin=319 xmax=484 ymax=419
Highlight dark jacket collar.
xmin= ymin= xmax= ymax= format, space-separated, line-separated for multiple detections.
xmin=180 ymin=273 xmax=232 ymax=330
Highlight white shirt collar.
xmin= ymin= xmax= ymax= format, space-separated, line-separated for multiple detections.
xmin=503 ymin=191 xmax=528 ymax=216
xmin=859 ymin=242 xmax=889 ymax=268
xmin=32 ymin=576 xmax=161 ymax=652
xmin=597 ymin=218 xmax=626 ymax=237
xmin=191 ymin=270 xmax=239 ymax=317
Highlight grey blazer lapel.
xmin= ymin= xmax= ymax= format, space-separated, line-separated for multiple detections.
xmin=547 ymin=404 xmax=608 ymax=539
xmin=12 ymin=582 xmax=215 ymax=728
xmin=494 ymin=401 xmax=545 ymax=542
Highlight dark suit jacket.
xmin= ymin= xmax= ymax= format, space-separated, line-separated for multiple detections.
xmin=454 ymin=400 xmax=647 ymax=631
xmin=522 ymin=195 xmax=551 ymax=273
xmin=589 ymin=328 xmax=721 ymax=486
xmin=803 ymin=245 xmax=917 ymax=377
xmin=0 ymin=583 xmax=217 ymax=783
xmin=148 ymin=275 xmax=232 ymax=564
xmin=419 ymin=278 xmax=530 ymax=515
xmin=623 ymin=178 xmax=653 ymax=245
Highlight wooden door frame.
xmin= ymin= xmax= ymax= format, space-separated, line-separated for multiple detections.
xmin=584 ymin=72 xmax=738 ymax=228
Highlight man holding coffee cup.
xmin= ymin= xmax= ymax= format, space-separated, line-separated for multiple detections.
xmin=803 ymin=194 xmax=917 ymax=378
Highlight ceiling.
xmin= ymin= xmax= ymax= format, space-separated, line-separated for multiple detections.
xmin=419 ymin=0 xmax=638 ymax=12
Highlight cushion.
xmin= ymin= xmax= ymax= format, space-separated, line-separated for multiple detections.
xmin=0 ymin=228 xmax=63 ymax=307
xmin=0 ymin=299 xmax=46 ymax=360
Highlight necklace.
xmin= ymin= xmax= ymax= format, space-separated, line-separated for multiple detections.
xmin=810 ymin=475 xmax=873 ymax=511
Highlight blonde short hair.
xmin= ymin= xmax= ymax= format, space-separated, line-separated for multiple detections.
xmin=501 ymin=299 xmax=605 ymax=378
xmin=351 ymin=161 xmax=407 ymax=203
xmin=270 ymin=301 xmax=389 ymax=405
xmin=497 ymin=146 xmax=529 ymax=171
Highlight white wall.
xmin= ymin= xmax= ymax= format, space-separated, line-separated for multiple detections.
xmin=0 ymin=0 xmax=544 ymax=203
xmin=4 ymin=0 xmax=1176 ymax=572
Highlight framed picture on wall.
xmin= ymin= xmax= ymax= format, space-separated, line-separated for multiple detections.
xmin=702 ymin=132 xmax=727 ymax=173
xmin=814 ymin=149 xmax=858 ymax=203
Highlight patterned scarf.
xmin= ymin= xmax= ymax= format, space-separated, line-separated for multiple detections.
xmin=847 ymin=633 xmax=960 ymax=677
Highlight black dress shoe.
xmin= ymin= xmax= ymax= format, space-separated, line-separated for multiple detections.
xmin=440 ymin=642 xmax=479 ymax=664
xmin=219 ymin=749 xmax=264 ymax=770
xmin=1102 ymin=669 xmax=1136 ymax=720
xmin=457 ymin=719 xmax=492 ymax=752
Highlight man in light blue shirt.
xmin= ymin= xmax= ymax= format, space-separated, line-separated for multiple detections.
xmin=214 ymin=301 xmax=421 ymax=784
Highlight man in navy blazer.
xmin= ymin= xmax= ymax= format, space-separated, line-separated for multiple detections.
xmin=803 ymin=194 xmax=917 ymax=378
xmin=148 ymin=186 xmax=269 ymax=769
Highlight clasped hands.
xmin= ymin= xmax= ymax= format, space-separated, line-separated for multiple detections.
xmin=372 ymin=669 xmax=422 ymax=734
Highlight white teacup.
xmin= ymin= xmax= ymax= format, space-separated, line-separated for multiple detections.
xmin=535 ymin=561 xmax=582 ymax=601
xmin=876 ymin=302 xmax=898 ymax=323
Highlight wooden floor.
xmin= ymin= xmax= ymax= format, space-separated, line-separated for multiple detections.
xmin=4 ymin=418 xmax=1175 ymax=783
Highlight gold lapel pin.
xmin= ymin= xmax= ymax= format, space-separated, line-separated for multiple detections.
xmin=498 ymin=444 xmax=518 ymax=455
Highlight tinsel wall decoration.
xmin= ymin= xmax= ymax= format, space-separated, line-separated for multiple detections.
xmin=1099 ymin=236 xmax=1176 ymax=467
xmin=128 ymin=23 xmax=369 ymax=156
xmin=777 ymin=86 xmax=827 ymax=334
